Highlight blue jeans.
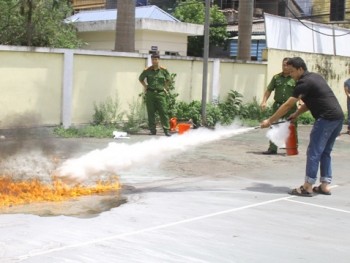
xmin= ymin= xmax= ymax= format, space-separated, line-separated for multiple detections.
xmin=305 ymin=118 xmax=343 ymax=184
xmin=347 ymin=98 xmax=350 ymax=130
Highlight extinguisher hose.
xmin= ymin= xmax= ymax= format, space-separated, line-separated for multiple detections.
xmin=254 ymin=120 xmax=288 ymax=129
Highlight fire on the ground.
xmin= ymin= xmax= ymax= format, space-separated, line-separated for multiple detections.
xmin=0 ymin=176 xmax=121 ymax=207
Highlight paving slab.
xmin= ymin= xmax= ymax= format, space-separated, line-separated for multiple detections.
xmin=0 ymin=125 xmax=349 ymax=263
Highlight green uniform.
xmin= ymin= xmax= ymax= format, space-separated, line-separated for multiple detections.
xmin=267 ymin=73 xmax=297 ymax=152
xmin=139 ymin=66 xmax=171 ymax=134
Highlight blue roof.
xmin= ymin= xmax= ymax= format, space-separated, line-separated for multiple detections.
xmin=67 ymin=5 xmax=180 ymax=23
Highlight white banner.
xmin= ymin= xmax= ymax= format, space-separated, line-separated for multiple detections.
xmin=264 ymin=13 xmax=350 ymax=57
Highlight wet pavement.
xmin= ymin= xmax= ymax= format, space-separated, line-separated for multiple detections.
xmin=0 ymin=125 xmax=350 ymax=262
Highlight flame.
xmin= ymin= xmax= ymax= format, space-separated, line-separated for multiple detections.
xmin=0 ymin=175 xmax=121 ymax=208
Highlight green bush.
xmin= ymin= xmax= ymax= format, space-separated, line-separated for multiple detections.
xmin=123 ymin=98 xmax=147 ymax=134
xmin=174 ymin=100 xmax=202 ymax=127
xmin=173 ymin=90 xmax=273 ymax=128
xmin=239 ymin=98 xmax=273 ymax=122
xmin=56 ymin=89 xmax=327 ymax=138
xmin=92 ymin=93 xmax=125 ymax=126
xmin=166 ymin=73 xmax=180 ymax=118
xmin=206 ymin=103 xmax=223 ymax=127
xmin=53 ymin=126 xmax=80 ymax=138
xmin=218 ymin=90 xmax=244 ymax=125
xmin=53 ymin=125 xmax=116 ymax=138
xmin=174 ymin=100 xmax=223 ymax=128
xmin=298 ymin=111 xmax=314 ymax=124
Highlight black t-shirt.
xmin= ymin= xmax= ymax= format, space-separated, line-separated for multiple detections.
xmin=292 ymin=71 xmax=344 ymax=120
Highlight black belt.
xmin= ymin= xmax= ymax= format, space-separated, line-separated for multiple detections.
xmin=148 ymin=89 xmax=164 ymax=93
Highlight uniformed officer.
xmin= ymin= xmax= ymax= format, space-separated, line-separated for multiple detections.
xmin=139 ymin=54 xmax=171 ymax=136
xmin=260 ymin=57 xmax=298 ymax=154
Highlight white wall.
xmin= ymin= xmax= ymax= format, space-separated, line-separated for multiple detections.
xmin=1 ymin=45 xmax=348 ymax=129
xmin=137 ymin=30 xmax=188 ymax=56
xmin=78 ymin=30 xmax=188 ymax=56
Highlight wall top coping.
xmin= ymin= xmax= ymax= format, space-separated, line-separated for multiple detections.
xmin=73 ymin=18 xmax=203 ymax=36
xmin=0 ymin=45 xmax=267 ymax=65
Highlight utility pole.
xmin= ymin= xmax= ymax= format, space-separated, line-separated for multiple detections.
xmin=237 ymin=0 xmax=254 ymax=60
xmin=201 ymin=0 xmax=210 ymax=126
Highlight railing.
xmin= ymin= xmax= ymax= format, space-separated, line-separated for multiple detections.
xmin=71 ymin=0 xmax=106 ymax=10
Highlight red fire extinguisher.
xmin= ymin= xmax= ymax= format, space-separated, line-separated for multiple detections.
xmin=170 ymin=117 xmax=177 ymax=132
xmin=285 ymin=123 xmax=298 ymax=155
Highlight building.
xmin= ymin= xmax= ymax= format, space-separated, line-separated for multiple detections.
xmin=215 ymin=0 xmax=307 ymax=60
xmin=214 ymin=0 xmax=304 ymax=17
xmin=227 ymin=20 xmax=266 ymax=61
xmin=306 ymin=0 xmax=350 ymax=27
xmin=66 ymin=5 xmax=203 ymax=56
xmin=71 ymin=0 xmax=107 ymax=10
xmin=71 ymin=0 xmax=149 ymax=10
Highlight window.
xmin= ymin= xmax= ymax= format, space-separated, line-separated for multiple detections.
xmin=278 ymin=0 xmax=286 ymax=16
xmin=330 ymin=0 xmax=345 ymax=21
xmin=165 ymin=51 xmax=179 ymax=56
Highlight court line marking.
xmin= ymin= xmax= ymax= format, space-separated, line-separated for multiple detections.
xmin=284 ymin=185 xmax=350 ymax=213
xmin=16 ymin=184 xmax=347 ymax=261
xmin=16 ymin=196 xmax=294 ymax=261
xmin=285 ymin=199 xmax=350 ymax=214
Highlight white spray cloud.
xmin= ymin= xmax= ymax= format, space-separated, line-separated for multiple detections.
xmin=0 ymin=150 xmax=56 ymax=180
xmin=266 ymin=121 xmax=291 ymax=148
xmin=56 ymin=124 xmax=255 ymax=182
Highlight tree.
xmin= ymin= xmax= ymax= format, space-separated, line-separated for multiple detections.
xmin=114 ymin=0 xmax=135 ymax=52
xmin=0 ymin=0 xmax=82 ymax=48
xmin=237 ymin=0 xmax=253 ymax=60
xmin=173 ymin=0 xmax=229 ymax=57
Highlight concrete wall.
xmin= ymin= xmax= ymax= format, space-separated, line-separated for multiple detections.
xmin=220 ymin=61 xmax=267 ymax=101
xmin=0 ymin=45 xmax=348 ymax=129
xmin=0 ymin=50 xmax=63 ymax=127
xmin=71 ymin=54 xmax=144 ymax=124
xmin=266 ymin=48 xmax=349 ymax=110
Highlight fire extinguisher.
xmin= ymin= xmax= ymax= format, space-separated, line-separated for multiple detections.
xmin=169 ymin=117 xmax=177 ymax=132
xmin=285 ymin=123 xmax=298 ymax=155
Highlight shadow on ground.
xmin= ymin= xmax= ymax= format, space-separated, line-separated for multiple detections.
xmin=243 ymin=183 xmax=290 ymax=194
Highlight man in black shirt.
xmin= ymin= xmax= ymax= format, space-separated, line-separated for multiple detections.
xmin=261 ymin=57 xmax=344 ymax=197
xmin=344 ymin=76 xmax=350 ymax=134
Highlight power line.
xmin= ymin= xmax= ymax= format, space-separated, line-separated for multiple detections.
xmin=284 ymin=0 xmax=350 ymax=37
xmin=246 ymin=0 xmax=348 ymax=19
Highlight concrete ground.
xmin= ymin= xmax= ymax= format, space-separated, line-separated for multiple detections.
xmin=0 ymin=125 xmax=350 ymax=263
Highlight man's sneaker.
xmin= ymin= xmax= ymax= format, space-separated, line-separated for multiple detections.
xmin=164 ymin=131 xmax=171 ymax=137
xmin=262 ymin=150 xmax=277 ymax=155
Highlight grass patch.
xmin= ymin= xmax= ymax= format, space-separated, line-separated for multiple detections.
xmin=54 ymin=125 xmax=117 ymax=138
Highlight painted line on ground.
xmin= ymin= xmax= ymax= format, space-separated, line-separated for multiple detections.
xmin=286 ymin=198 xmax=350 ymax=214
xmin=16 ymin=195 xmax=294 ymax=261
xmin=285 ymin=185 xmax=350 ymax=213
xmin=16 ymin=185 xmax=346 ymax=260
